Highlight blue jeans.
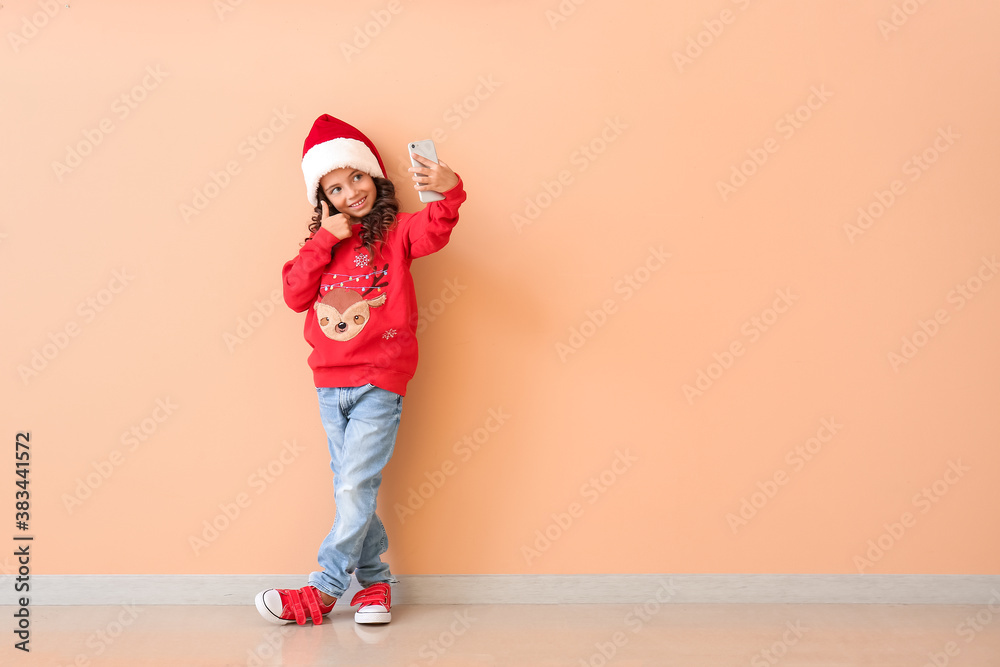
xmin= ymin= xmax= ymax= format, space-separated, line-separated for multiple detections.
xmin=308 ymin=384 xmax=402 ymax=598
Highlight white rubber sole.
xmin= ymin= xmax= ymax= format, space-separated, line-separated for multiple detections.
xmin=255 ymin=590 xmax=294 ymax=625
xmin=355 ymin=609 xmax=391 ymax=624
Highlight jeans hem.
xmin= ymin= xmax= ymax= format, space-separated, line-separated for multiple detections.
xmin=307 ymin=576 xmax=344 ymax=599
xmin=356 ymin=575 xmax=398 ymax=588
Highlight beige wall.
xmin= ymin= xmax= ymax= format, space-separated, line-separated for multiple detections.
xmin=3 ymin=0 xmax=998 ymax=578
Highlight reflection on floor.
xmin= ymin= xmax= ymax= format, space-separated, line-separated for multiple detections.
xmin=8 ymin=602 xmax=1000 ymax=666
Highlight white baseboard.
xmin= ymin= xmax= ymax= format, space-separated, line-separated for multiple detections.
xmin=13 ymin=574 xmax=999 ymax=606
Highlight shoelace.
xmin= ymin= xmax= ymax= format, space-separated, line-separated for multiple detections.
xmin=279 ymin=586 xmax=329 ymax=625
xmin=351 ymin=583 xmax=390 ymax=609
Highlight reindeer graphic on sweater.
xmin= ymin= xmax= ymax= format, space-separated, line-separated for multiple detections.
xmin=314 ymin=262 xmax=389 ymax=342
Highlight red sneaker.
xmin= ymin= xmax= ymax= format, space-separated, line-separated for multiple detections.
xmin=255 ymin=585 xmax=335 ymax=625
xmin=351 ymin=582 xmax=391 ymax=624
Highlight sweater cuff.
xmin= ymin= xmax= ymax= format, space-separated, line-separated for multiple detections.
xmin=311 ymin=226 xmax=341 ymax=248
xmin=442 ymin=174 xmax=464 ymax=197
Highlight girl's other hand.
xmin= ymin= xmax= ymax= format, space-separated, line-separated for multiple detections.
xmin=319 ymin=199 xmax=353 ymax=240
xmin=409 ymin=154 xmax=459 ymax=196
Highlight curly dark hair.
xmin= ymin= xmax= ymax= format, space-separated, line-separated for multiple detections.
xmin=305 ymin=176 xmax=399 ymax=259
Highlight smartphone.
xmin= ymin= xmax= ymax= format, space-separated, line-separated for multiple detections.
xmin=408 ymin=139 xmax=446 ymax=203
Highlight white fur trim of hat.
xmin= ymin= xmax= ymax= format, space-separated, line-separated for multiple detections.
xmin=302 ymin=137 xmax=385 ymax=206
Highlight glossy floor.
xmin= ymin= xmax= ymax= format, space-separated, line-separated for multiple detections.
xmin=10 ymin=603 xmax=1000 ymax=666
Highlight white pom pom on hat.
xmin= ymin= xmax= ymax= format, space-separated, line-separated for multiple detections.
xmin=301 ymin=114 xmax=386 ymax=206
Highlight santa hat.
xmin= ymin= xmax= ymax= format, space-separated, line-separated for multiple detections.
xmin=301 ymin=114 xmax=386 ymax=206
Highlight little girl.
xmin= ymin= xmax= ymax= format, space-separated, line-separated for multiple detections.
xmin=255 ymin=114 xmax=466 ymax=626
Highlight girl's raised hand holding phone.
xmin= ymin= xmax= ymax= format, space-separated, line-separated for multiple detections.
xmin=409 ymin=153 xmax=458 ymax=197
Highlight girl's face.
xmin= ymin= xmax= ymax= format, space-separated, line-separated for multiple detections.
xmin=319 ymin=168 xmax=377 ymax=218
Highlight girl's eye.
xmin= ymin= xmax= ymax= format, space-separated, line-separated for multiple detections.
xmin=354 ymin=174 xmax=363 ymax=182
xmin=331 ymin=187 xmax=340 ymax=194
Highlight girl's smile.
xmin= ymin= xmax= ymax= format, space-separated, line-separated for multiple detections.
xmin=320 ymin=168 xmax=377 ymax=218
